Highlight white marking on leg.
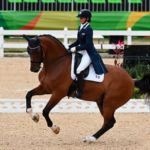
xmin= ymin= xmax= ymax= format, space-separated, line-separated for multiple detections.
xmin=83 ymin=136 xmax=97 ymax=144
xmin=27 ymin=108 xmax=35 ymax=118
xmin=50 ymin=124 xmax=60 ymax=134
xmin=51 ymin=124 xmax=57 ymax=132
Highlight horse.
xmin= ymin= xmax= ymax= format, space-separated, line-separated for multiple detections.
xmin=23 ymin=34 xmax=150 ymax=144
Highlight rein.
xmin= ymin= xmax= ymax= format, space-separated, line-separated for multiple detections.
xmin=28 ymin=45 xmax=71 ymax=66
xmin=43 ymin=52 xmax=71 ymax=66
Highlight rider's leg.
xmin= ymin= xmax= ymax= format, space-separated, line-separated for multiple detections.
xmin=73 ymin=51 xmax=91 ymax=98
xmin=76 ymin=51 xmax=91 ymax=74
xmin=73 ymin=71 xmax=84 ymax=98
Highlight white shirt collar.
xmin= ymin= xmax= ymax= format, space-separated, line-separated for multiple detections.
xmin=80 ymin=22 xmax=88 ymax=30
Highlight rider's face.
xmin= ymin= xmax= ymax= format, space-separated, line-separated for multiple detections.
xmin=80 ymin=17 xmax=88 ymax=24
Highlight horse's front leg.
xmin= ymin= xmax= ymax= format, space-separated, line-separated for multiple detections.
xmin=26 ymin=84 xmax=49 ymax=123
xmin=42 ymin=93 xmax=64 ymax=134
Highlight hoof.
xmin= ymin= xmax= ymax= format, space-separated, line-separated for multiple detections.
xmin=54 ymin=126 xmax=60 ymax=134
xmin=32 ymin=113 xmax=39 ymax=123
xmin=51 ymin=125 xmax=60 ymax=134
xmin=83 ymin=136 xmax=96 ymax=144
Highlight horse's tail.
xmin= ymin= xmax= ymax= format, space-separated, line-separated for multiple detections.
xmin=134 ymin=73 xmax=150 ymax=107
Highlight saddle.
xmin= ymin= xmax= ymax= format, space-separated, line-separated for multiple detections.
xmin=67 ymin=53 xmax=104 ymax=98
xmin=74 ymin=53 xmax=90 ymax=78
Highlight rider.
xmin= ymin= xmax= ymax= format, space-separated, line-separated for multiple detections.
xmin=68 ymin=9 xmax=108 ymax=98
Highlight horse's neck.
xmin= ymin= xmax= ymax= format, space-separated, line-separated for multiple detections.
xmin=42 ymin=51 xmax=72 ymax=79
xmin=40 ymin=36 xmax=72 ymax=77
xmin=43 ymin=38 xmax=67 ymax=61
xmin=41 ymin=37 xmax=71 ymax=73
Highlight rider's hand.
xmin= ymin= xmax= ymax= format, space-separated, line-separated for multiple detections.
xmin=66 ymin=46 xmax=71 ymax=52
xmin=70 ymin=47 xmax=76 ymax=53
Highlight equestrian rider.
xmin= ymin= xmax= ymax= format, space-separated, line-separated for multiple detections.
xmin=68 ymin=9 xmax=108 ymax=98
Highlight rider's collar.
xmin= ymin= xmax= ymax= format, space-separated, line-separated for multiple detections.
xmin=80 ymin=22 xmax=88 ymax=30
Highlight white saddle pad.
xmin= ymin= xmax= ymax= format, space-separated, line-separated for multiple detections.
xmin=71 ymin=53 xmax=104 ymax=82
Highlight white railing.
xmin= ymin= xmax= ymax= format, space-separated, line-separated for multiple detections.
xmin=1 ymin=27 xmax=150 ymax=57
xmin=0 ymin=98 xmax=149 ymax=113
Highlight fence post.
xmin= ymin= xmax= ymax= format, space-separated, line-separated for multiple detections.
xmin=14 ymin=0 xmax=16 ymax=11
xmin=0 ymin=27 xmax=4 ymax=57
xmin=64 ymin=27 xmax=68 ymax=47
xmin=128 ymin=0 xmax=131 ymax=11
xmin=127 ymin=27 xmax=132 ymax=45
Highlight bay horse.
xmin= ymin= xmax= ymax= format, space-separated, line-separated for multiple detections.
xmin=23 ymin=34 xmax=150 ymax=144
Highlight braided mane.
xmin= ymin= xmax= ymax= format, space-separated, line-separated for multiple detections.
xmin=38 ymin=34 xmax=67 ymax=50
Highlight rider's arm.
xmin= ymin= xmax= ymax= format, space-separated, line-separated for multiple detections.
xmin=76 ymin=28 xmax=93 ymax=51
xmin=69 ymin=39 xmax=79 ymax=49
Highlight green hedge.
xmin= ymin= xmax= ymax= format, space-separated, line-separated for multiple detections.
xmin=125 ymin=61 xmax=150 ymax=99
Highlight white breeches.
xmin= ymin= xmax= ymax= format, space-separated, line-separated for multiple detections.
xmin=76 ymin=50 xmax=92 ymax=74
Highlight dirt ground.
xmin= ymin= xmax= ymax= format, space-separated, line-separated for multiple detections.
xmin=0 ymin=58 xmax=150 ymax=150
xmin=0 ymin=113 xmax=150 ymax=150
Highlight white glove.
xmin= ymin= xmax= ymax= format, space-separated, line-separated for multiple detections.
xmin=70 ymin=47 xmax=76 ymax=52
xmin=66 ymin=46 xmax=70 ymax=50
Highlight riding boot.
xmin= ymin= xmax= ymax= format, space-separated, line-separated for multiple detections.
xmin=73 ymin=71 xmax=84 ymax=98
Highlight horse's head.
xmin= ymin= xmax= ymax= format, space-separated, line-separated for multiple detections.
xmin=23 ymin=35 xmax=43 ymax=72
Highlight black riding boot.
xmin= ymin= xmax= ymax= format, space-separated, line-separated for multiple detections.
xmin=73 ymin=71 xmax=84 ymax=98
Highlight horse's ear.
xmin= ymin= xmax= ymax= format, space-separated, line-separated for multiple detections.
xmin=23 ymin=34 xmax=30 ymax=42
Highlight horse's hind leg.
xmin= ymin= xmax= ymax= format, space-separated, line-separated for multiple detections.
xmin=83 ymin=101 xmax=116 ymax=144
xmin=93 ymin=109 xmax=116 ymax=139
xmin=26 ymin=84 xmax=49 ymax=122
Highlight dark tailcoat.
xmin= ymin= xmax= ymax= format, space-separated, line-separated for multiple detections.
xmin=69 ymin=23 xmax=108 ymax=75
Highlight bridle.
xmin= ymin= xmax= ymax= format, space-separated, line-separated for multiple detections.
xmin=28 ymin=45 xmax=43 ymax=63
xmin=25 ymin=35 xmax=71 ymax=66
xmin=28 ymin=45 xmax=71 ymax=66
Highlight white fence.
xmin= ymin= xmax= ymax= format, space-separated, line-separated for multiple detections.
xmin=0 ymin=98 xmax=149 ymax=113
xmin=1 ymin=27 xmax=150 ymax=57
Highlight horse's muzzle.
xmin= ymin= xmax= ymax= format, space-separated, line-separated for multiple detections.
xmin=30 ymin=66 xmax=41 ymax=72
